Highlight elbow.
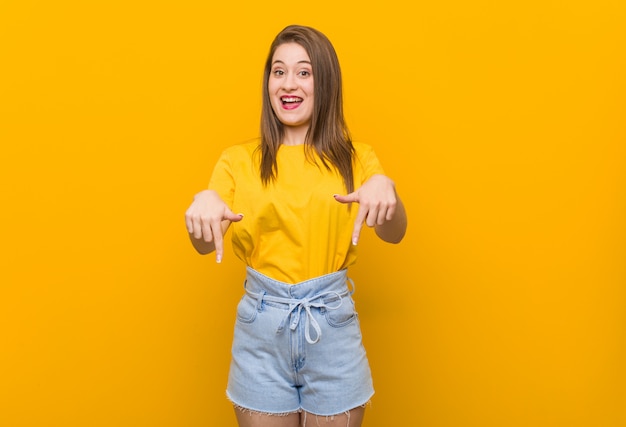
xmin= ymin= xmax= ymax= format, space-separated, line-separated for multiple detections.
xmin=195 ymin=246 xmax=213 ymax=255
xmin=188 ymin=233 xmax=216 ymax=255
xmin=375 ymin=223 xmax=407 ymax=244
xmin=388 ymin=233 xmax=406 ymax=244
xmin=383 ymin=230 xmax=406 ymax=244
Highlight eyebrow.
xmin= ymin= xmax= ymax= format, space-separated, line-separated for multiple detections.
xmin=271 ymin=59 xmax=312 ymax=65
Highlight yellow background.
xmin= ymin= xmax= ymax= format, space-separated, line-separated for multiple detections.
xmin=1 ymin=1 xmax=624 ymax=426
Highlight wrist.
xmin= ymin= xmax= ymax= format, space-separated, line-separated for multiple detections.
xmin=194 ymin=189 xmax=215 ymax=200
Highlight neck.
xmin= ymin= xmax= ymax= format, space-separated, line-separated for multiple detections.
xmin=281 ymin=124 xmax=309 ymax=146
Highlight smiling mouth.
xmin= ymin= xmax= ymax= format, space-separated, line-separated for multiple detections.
xmin=281 ymin=96 xmax=303 ymax=105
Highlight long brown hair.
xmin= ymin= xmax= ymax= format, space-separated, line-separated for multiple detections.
xmin=259 ymin=25 xmax=355 ymax=193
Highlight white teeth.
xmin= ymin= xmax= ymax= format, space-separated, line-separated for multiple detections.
xmin=281 ymin=97 xmax=302 ymax=103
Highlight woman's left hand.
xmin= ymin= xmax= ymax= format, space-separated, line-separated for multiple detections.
xmin=333 ymin=174 xmax=400 ymax=245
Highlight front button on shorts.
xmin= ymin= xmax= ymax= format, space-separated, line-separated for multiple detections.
xmin=226 ymin=267 xmax=374 ymax=416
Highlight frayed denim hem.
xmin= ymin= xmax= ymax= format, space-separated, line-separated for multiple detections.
xmin=227 ymin=392 xmax=300 ymax=417
xmin=229 ymin=392 xmax=371 ymax=426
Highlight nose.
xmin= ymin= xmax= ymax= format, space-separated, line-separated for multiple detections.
xmin=282 ymin=73 xmax=298 ymax=91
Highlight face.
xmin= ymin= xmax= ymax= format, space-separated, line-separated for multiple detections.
xmin=268 ymin=42 xmax=314 ymax=131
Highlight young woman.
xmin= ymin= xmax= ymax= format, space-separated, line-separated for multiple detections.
xmin=185 ymin=25 xmax=407 ymax=427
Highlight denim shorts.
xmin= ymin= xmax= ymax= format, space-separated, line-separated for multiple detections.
xmin=226 ymin=266 xmax=374 ymax=416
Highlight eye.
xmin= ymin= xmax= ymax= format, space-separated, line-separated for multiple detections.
xmin=298 ymin=70 xmax=311 ymax=77
xmin=272 ymin=69 xmax=284 ymax=76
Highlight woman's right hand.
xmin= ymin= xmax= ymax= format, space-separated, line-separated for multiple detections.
xmin=185 ymin=190 xmax=243 ymax=262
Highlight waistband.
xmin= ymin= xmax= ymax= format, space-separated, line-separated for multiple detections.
xmin=244 ymin=267 xmax=355 ymax=344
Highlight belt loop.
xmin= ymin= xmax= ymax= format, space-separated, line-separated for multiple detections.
xmin=256 ymin=290 xmax=266 ymax=312
xmin=347 ymin=277 xmax=355 ymax=295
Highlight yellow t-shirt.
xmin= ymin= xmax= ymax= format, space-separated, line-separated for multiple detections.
xmin=208 ymin=141 xmax=385 ymax=284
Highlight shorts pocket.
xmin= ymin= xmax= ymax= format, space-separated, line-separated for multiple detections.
xmin=236 ymin=294 xmax=258 ymax=324
xmin=324 ymin=296 xmax=356 ymax=328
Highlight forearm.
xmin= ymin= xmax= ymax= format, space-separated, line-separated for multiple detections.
xmin=188 ymin=233 xmax=216 ymax=255
xmin=375 ymin=195 xmax=407 ymax=243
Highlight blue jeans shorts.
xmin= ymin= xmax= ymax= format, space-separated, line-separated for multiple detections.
xmin=226 ymin=267 xmax=374 ymax=416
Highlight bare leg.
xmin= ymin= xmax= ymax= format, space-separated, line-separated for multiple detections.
xmin=301 ymin=406 xmax=365 ymax=427
xmin=234 ymin=406 xmax=301 ymax=427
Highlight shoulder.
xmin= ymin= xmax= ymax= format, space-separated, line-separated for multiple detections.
xmin=351 ymin=141 xmax=385 ymax=177
xmin=352 ymin=141 xmax=375 ymax=153
xmin=221 ymin=139 xmax=261 ymax=158
xmin=215 ymin=140 xmax=262 ymax=169
xmin=352 ymin=141 xmax=379 ymax=162
xmin=210 ymin=140 xmax=261 ymax=186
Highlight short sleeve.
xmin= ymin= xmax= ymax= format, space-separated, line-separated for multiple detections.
xmin=354 ymin=142 xmax=385 ymax=184
xmin=208 ymin=149 xmax=235 ymax=207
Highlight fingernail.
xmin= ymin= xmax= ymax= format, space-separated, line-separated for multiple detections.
xmin=352 ymin=238 xmax=358 ymax=245
xmin=216 ymin=255 xmax=222 ymax=263
xmin=237 ymin=213 xmax=244 ymax=217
